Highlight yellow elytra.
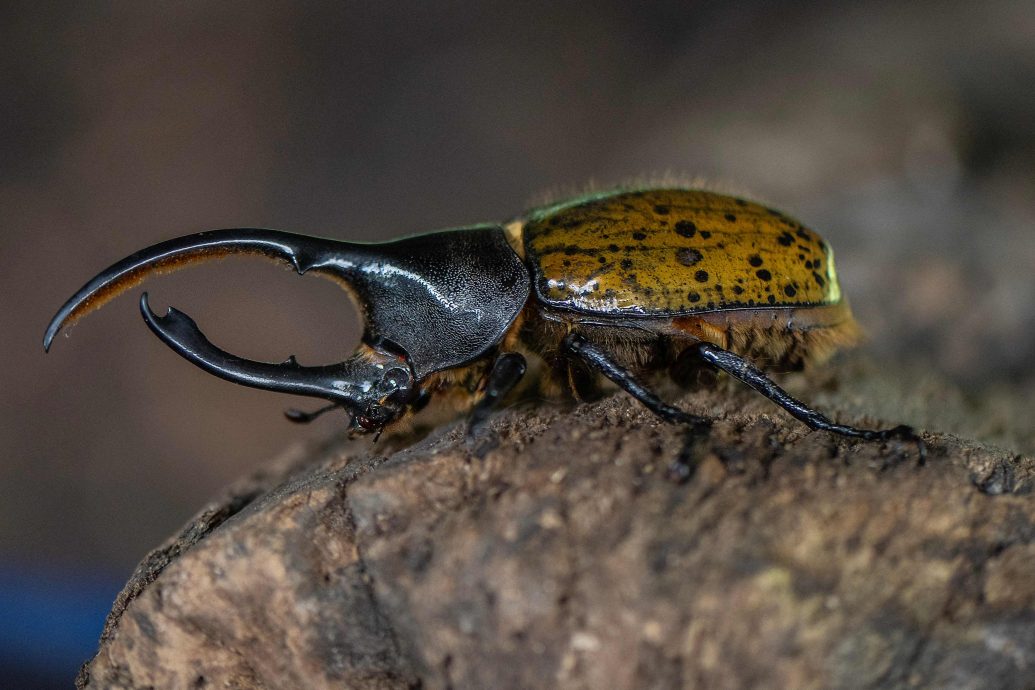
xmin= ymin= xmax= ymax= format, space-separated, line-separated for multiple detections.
xmin=510 ymin=188 xmax=859 ymax=371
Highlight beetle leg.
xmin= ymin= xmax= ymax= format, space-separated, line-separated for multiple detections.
xmin=561 ymin=333 xmax=711 ymax=430
xmin=691 ymin=342 xmax=926 ymax=462
xmin=562 ymin=333 xmax=710 ymax=482
xmin=468 ymin=352 xmax=527 ymax=436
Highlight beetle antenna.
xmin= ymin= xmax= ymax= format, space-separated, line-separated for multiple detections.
xmin=284 ymin=403 xmax=338 ymax=424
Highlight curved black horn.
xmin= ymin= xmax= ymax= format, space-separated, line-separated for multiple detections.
xmin=138 ymin=292 xmax=385 ymax=409
xmin=43 ymin=228 xmax=356 ymax=351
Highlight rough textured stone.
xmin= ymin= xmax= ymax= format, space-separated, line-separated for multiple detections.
xmin=78 ymin=356 xmax=1035 ymax=689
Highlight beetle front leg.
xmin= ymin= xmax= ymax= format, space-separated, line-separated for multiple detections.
xmin=468 ymin=352 xmax=528 ymax=437
xmin=467 ymin=353 xmax=528 ymax=458
xmin=691 ymin=342 xmax=926 ymax=463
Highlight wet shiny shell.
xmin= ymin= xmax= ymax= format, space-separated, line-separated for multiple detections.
xmin=521 ymin=189 xmax=842 ymax=316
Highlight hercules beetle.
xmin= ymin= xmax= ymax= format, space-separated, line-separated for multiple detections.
xmin=44 ymin=188 xmax=922 ymax=461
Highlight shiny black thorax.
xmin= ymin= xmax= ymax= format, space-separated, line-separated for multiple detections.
xmin=334 ymin=227 xmax=528 ymax=378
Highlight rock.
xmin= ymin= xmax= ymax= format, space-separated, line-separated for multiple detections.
xmin=77 ymin=357 xmax=1035 ymax=690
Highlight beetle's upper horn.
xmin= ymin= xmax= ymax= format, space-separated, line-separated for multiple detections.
xmin=43 ymin=229 xmax=363 ymax=351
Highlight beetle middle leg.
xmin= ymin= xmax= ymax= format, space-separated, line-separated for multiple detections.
xmin=689 ymin=342 xmax=926 ymax=463
xmin=561 ymin=333 xmax=712 ymax=481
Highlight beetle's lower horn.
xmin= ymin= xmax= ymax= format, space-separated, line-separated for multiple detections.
xmin=43 ymin=228 xmax=356 ymax=351
xmin=138 ymin=292 xmax=368 ymax=408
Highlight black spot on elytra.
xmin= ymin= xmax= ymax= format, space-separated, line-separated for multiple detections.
xmin=724 ymin=213 xmax=737 ymax=222
xmin=798 ymin=254 xmax=806 ymax=261
xmin=749 ymin=255 xmax=763 ymax=267
xmin=608 ymin=243 xmax=620 ymax=252
xmin=688 ymin=291 xmax=701 ymax=303
xmin=732 ymin=285 xmax=744 ymax=295
xmin=812 ymin=271 xmax=825 ymax=287
xmin=694 ymin=270 xmax=709 ymax=283
xmin=699 ymin=230 xmax=712 ymax=239
xmin=804 ymin=260 xmax=813 ymax=269
xmin=784 ymin=285 xmax=797 ymax=297
xmin=598 ymin=256 xmax=607 ymax=264
xmin=768 ymin=294 xmax=777 ymax=304
xmin=562 ymin=259 xmax=571 ymax=267
xmin=796 ymin=228 xmax=809 ymax=239
xmin=620 ymin=258 xmax=634 ymax=270
xmin=632 ymin=231 xmax=648 ymax=241
xmin=715 ymin=284 xmax=724 ymax=292
xmin=675 ymin=248 xmax=703 ymax=266
xmin=653 ymin=204 xmax=670 ymax=215
xmin=756 ymin=269 xmax=772 ymax=281
xmin=777 ymin=232 xmax=795 ymax=247
xmin=563 ymin=245 xmax=580 ymax=255
xmin=674 ymin=220 xmax=697 ymax=237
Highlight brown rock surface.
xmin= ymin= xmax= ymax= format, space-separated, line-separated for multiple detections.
xmin=79 ymin=356 xmax=1035 ymax=690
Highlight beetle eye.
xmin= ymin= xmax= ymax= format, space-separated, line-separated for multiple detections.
xmin=382 ymin=366 xmax=413 ymax=404
xmin=382 ymin=366 xmax=410 ymax=388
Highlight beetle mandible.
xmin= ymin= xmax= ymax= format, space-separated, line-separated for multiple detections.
xmin=44 ymin=188 xmax=922 ymax=459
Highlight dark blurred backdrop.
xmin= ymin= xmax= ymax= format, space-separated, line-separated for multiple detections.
xmin=3 ymin=1 xmax=1035 ymax=686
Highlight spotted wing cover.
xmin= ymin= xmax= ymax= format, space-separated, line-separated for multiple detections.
xmin=522 ymin=189 xmax=842 ymax=316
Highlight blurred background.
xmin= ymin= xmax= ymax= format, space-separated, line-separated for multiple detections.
xmin=3 ymin=1 xmax=1034 ymax=685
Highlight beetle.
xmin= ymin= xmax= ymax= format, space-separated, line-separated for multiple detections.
xmin=44 ymin=188 xmax=921 ymax=464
